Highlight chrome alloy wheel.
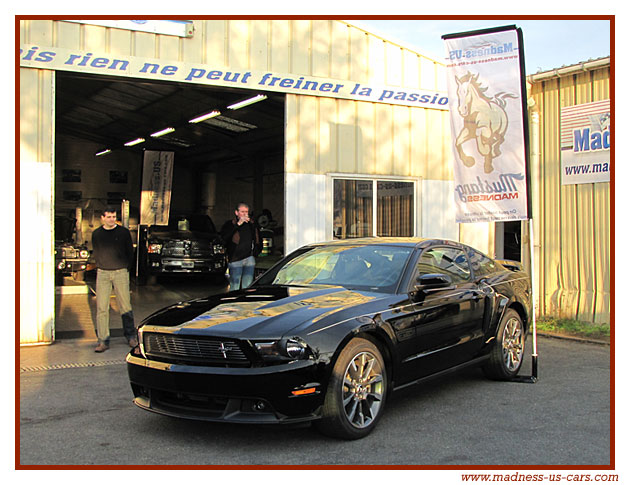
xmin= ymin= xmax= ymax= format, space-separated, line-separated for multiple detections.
xmin=341 ymin=351 xmax=385 ymax=429
xmin=502 ymin=315 xmax=524 ymax=372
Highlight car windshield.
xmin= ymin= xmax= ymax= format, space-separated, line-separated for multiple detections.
xmin=164 ymin=215 xmax=217 ymax=233
xmin=256 ymin=245 xmax=413 ymax=293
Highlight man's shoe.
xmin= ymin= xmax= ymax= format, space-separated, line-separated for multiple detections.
xmin=128 ymin=337 xmax=138 ymax=348
xmin=94 ymin=342 xmax=109 ymax=353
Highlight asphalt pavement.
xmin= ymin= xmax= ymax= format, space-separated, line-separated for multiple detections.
xmin=18 ymin=334 xmax=611 ymax=467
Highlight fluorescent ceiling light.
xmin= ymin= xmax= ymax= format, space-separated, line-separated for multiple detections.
xmin=150 ymin=127 xmax=175 ymax=138
xmin=189 ymin=110 xmax=221 ymax=123
xmin=124 ymin=137 xmax=145 ymax=147
xmin=227 ymin=95 xmax=267 ymax=110
xmin=95 ymin=149 xmax=111 ymax=157
xmin=202 ymin=115 xmax=257 ymax=133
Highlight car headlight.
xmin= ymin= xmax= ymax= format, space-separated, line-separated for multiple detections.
xmin=79 ymin=249 xmax=89 ymax=258
xmin=213 ymin=244 xmax=225 ymax=255
xmin=285 ymin=339 xmax=307 ymax=359
xmin=130 ymin=327 xmax=146 ymax=357
xmin=254 ymin=338 xmax=309 ymax=362
xmin=148 ymin=243 xmax=162 ymax=254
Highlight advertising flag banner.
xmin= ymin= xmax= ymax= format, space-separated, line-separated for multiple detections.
xmin=140 ymin=150 xmax=174 ymax=226
xmin=443 ymin=26 xmax=530 ymax=223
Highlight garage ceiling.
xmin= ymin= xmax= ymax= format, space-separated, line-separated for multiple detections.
xmin=55 ymin=71 xmax=285 ymax=167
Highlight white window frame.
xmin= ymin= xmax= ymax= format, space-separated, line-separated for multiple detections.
xmin=327 ymin=173 xmax=421 ymax=239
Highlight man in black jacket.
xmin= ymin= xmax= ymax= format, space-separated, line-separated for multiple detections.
xmin=91 ymin=207 xmax=136 ymax=352
xmin=220 ymin=203 xmax=261 ymax=291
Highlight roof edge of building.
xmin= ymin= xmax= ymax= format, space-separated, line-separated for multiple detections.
xmin=340 ymin=20 xmax=445 ymax=66
xmin=527 ymin=56 xmax=610 ymax=83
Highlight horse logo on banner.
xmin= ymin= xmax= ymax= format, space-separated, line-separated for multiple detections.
xmin=454 ymin=71 xmax=517 ymax=174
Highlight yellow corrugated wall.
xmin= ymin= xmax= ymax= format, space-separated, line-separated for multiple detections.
xmin=21 ymin=18 xmax=450 ymax=181
xmin=21 ymin=19 xmax=442 ymax=86
xmin=285 ymin=95 xmax=453 ymax=180
xmin=20 ymin=66 xmax=56 ymax=344
xmin=529 ymin=63 xmax=610 ymax=324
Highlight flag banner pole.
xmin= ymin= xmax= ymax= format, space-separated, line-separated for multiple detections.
xmin=510 ymin=217 xmax=538 ymax=383
xmin=443 ymin=25 xmax=537 ymax=383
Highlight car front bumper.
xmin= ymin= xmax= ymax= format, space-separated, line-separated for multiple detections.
xmin=56 ymin=258 xmax=89 ymax=274
xmin=148 ymin=257 xmax=226 ymax=274
xmin=126 ymin=353 xmax=326 ymax=424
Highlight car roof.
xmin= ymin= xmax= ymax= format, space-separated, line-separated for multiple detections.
xmin=308 ymin=237 xmax=464 ymax=250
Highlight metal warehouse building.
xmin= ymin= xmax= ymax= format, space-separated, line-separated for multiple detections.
xmin=18 ymin=19 xmax=611 ymax=345
xmin=527 ymin=57 xmax=611 ymax=326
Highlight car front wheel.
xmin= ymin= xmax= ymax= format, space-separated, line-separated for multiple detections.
xmin=315 ymin=337 xmax=387 ymax=440
xmin=483 ymin=308 xmax=525 ymax=380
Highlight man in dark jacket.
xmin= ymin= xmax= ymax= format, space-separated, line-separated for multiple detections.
xmin=220 ymin=202 xmax=261 ymax=291
xmin=91 ymin=207 xmax=136 ymax=352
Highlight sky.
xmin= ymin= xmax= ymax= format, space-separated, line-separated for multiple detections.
xmin=350 ymin=19 xmax=611 ymax=75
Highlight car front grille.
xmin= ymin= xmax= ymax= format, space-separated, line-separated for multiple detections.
xmin=62 ymin=248 xmax=79 ymax=258
xmin=161 ymin=240 xmax=213 ymax=258
xmin=143 ymin=332 xmax=250 ymax=367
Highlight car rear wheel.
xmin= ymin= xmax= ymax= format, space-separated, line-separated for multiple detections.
xmin=315 ymin=337 xmax=387 ymax=440
xmin=483 ymin=308 xmax=525 ymax=380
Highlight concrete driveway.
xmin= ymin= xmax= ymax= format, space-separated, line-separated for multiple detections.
xmin=19 ymin=334 xmax=611 ymax=467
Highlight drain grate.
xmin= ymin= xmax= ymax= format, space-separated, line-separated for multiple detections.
xmin=20 ymin=360 xmax=125 ymax=373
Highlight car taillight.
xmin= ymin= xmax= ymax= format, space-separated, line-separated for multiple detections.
xmin=148 ymin=243 xmax=162 ymax=254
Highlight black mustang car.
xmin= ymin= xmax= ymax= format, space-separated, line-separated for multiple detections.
xmin=127 ymin=238 xmax=531 ymax=439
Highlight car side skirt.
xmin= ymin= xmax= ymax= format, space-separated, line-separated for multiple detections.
xmin=392 ymin=355 xmax=490 ymax=392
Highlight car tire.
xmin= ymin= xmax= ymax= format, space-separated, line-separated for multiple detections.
xmin=483 ymin=308 xmax=525 ymax=380
xmin=315 ymin=337 xmax=387 ymax=440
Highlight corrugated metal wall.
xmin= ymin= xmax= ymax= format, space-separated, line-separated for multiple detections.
xmin=286 ymin=95 xmax=452 ymax=180
xmin=529 ymin=61 xmax=610 ymax=324
xmin=20 ymin=67 xmax=56 ymax=343
xmin=20 ymin=19 xmax=444 ymax=86
xmin=21 ymin=19 xmax=450 ymax=179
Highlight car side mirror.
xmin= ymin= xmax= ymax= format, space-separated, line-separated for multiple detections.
xmin=414 ymin=273 xmax=453 ymax=292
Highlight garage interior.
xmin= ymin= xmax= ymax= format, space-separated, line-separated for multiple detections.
xmin=54 ymin=71 xmax=286 ymax=339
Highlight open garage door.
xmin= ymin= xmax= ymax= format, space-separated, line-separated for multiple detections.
xmin=53 ymin=71 xmax=285 ymax=336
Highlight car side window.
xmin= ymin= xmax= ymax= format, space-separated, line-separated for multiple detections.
xmin=467 ymin=248 xmax=500 ymax=277
xmin=412 ymin=247 xmax=471 ymax=285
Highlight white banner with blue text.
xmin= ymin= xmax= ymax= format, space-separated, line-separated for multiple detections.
xmin=140 ymin=151 xmax=174 ymax=226
xmin=561 ymin=100 xmax=610 ymax=185
xmin=20 ymin=44 xmax=448 ymax=110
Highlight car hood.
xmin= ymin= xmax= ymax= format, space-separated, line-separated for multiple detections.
xmin=148 ymin=230 xmax=218 ymax=241
xmin=140 ymin=285 xmax=389 ymax=339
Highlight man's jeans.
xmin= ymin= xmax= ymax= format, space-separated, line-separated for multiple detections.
xmin=228 ymin=256 xmax=256 ymax=291
xmin=95 ymin=268 xmax=135 ymax=344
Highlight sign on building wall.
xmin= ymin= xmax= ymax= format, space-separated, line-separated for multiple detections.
xmin=561 ymin=100 xmax=611 ymax=185
xmin=140 ymin=151 xmax=174 ymax=226
xmin=19 ymin=44 xmax=448 ymax=110
xmin=442 ymin=26 xmax=530 ymax=223
xmin=64 ymin=20 xmax=194 ymax=37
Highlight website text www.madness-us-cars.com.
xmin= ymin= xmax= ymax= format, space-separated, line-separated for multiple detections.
xmin=461 ymin=473 xmax=619 ymax=483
